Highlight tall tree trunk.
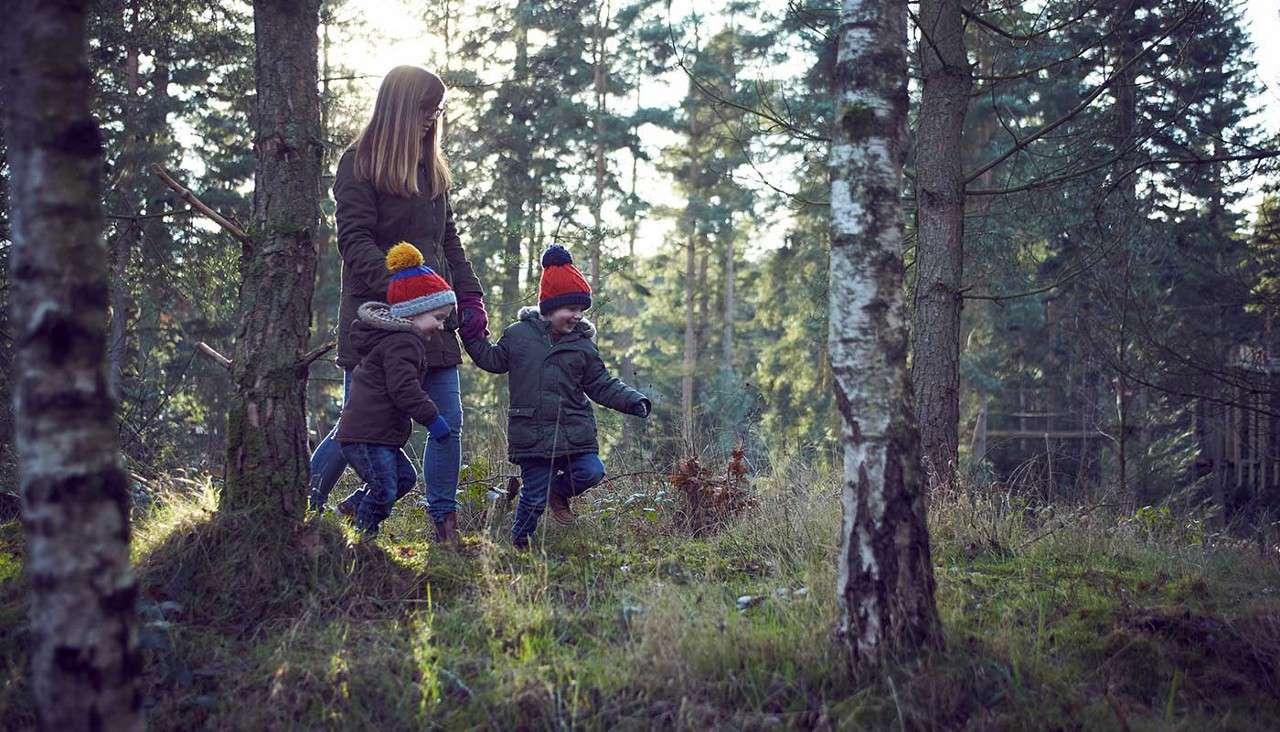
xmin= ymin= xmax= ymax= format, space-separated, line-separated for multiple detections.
xmin=681 ymin=94 xmax=702 ymax=448
xmin=682 ymin=222 xmax=697 ymax=447
xmin=722 ymin=231 xmax=735 ymax=373
xmin=501 ymin=2 xmax=531 ymax=323
xmin=1108 ymin=0 xmax=1138 ymax=500
xmin=911 ymin=0 xmax=970 ymax=492
xmin=590 ymin=0 xmax=610 ymax=294
xmin=224 ymin=0 xmax=322 ymax=517
xmin=830 ymin=0 xmax=944 ymax=666
xmin=619 ymin=79 xmax=640 ymax=443
xmin=109 ymin=1 xmax=142 ymax=401
xmin=2 ymin=1 xmax=143 ymax=727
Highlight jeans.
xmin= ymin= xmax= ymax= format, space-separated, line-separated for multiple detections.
xmin=309 ymin=366 xmax=464 ymax=523
xmin=339 ymin=442 xmax=417 ymax=533
xmin=512 ymin=453 xmax=605 ymax=542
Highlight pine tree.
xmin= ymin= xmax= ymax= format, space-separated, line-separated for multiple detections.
xmin=222 ymin=0 xmax=323 ymax=519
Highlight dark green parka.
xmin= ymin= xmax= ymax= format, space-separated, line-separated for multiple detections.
xmin=465 ymin=307 xmax=649 ymax=462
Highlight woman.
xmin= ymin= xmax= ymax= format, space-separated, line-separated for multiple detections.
xmin=309 ymin=66 xmax=488 ymax=544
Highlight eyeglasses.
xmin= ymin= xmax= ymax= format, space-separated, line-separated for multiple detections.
xmin=422 ymin=94 xmax=448 ymax=122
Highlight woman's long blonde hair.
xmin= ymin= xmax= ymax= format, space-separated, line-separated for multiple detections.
xmin=352 ymin=66 xmax=452 ymax=199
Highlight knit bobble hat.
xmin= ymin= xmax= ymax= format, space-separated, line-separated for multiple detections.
xmin=385 ymin=242 xmax=456 ymax=318
xmin=538 ymin=244 xmax=592 ymax=315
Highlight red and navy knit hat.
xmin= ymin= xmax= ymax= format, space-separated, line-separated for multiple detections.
xmin=385 ymin=242 xmax=456 ymax=318
xmin=539 ymin=245 xmax=592 ymax=315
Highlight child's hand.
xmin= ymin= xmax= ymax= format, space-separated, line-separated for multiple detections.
xmin=631 ymin=399 xmax=651 ymax=419
xmin=428 ymin=415 xmax=452 ymax=441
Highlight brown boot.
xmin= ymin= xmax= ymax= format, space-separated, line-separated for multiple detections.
xmin=505 ymin=476 xmax=522 ymax=502
xmin=433 ymin=512 xmax=460 ymax=547
xmin=548 ymin=491 xmax=576 ymax=526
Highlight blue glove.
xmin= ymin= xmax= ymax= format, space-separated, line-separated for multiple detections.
xmin=428 ymin=414 xmax=452 ymax=442
xmin=631 ymin=399 xmax=651 ymax=419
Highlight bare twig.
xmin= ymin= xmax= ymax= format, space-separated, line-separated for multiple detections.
xmin=105 ymin=207 xmax=199 ymax=222
xmin=297 ymin=340 xmax=337 ymax=368
xmin=149 ymin=164 xmax=251 ymax=243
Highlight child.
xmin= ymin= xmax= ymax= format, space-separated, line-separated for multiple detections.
xmin=333 ymin=242 xmax=456 ymax=538
xmin=464 ymin=245 xmax=650 ymax=548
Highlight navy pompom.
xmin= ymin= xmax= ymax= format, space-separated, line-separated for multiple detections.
xmin=541 ymin=244 xmax=574 ymax=267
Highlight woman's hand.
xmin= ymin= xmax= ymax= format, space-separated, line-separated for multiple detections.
xmin=457 ymin=291 xmax=489 ymax=343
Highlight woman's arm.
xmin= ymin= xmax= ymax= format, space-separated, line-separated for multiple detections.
xmin=439 ymin=195 xmax=483 ymax=295
xmin=334 ymin=150 xmax=391 ymax=296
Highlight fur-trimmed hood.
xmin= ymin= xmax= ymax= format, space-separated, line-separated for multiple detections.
xmin=358 ymin=301 xmax=417 ymax=331
xmin=350 ymin=301 xmax=419 ymax=359
xmin=517 ymin=305 xmax=596 ymax=340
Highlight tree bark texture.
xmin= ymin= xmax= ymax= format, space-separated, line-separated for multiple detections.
xmin=911 ymin=0 xmax=970 ymax=492
xmin=830 ymin=0 xmax=944 ymax=666
xmin=2 ymin=0 xmax=143 ymax=727
xmin=224 ymin=0 xmax=323 ymax=518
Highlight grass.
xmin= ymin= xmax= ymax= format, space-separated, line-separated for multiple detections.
xmin=1 ymin=459 xmax=1278 ymax=730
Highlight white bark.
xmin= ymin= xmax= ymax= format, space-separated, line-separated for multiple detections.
xmin=3 ymin=0 xmax=143 ymax=727
xmin=830 ymin=0 xmax=942 ymax=665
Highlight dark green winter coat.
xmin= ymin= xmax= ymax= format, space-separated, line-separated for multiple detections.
xmin=333 ymin=148 xmax=483 ymax=370
xmin=465 ymin=307 xmax=649 ymax=462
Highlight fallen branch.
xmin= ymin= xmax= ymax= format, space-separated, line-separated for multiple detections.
xmin=196 ymin=341 xmax=232 ymax=370
xmin=149 ymin=164 xmax=251 ymax=244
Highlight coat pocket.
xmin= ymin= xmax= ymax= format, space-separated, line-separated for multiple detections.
xmin=564 ymin=417 xmax=596 ymax=448
xmin=507 ymin=407 xmax=538 ymax=450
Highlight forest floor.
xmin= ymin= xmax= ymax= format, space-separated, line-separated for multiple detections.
xmin=1 ymin=456 xmax=1279 ymax=730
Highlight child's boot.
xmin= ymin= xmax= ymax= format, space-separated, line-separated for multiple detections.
xmin=336 ymin=492 xmax=360 ymax=523
xmin=548 ymin=490 xmax=576 ymax=526
xmin=434 ymin=512 xmax=460 ymax=547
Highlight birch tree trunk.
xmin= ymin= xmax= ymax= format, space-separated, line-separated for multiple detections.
xmin=830 ymin=0 xmax=943 ymax=666
xmin=223 ymin=0 xmax=322 ymax=518
xmin=2 ymin=0 xmax=143 ymax=727
xmin=911 ymin=0 xmax=970 ymax=492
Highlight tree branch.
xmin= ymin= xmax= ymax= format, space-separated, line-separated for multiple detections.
xmin=296 ymin=340 xmax=336 ymax=369
xmin=104 ymin=207 xmax=200 ymax=222
xmin=149 ymin=164 xmax=251 ymax=243
xmin=196 ymin=341 xmax=232 ymax=370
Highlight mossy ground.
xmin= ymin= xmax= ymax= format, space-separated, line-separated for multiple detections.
xmin=1 ymin=461 xmax=1277 ymax=730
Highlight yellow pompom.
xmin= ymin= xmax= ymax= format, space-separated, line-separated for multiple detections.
xmin=386 ymin=241 xmax=424 ymax=273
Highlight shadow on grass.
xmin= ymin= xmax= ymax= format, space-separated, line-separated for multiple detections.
xmin=131 ymin=506 xmax=479 ymax=728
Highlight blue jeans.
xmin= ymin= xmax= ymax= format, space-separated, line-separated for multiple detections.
xmin=340 ymin=442 xmax=417 ymax=533
xmin=309 ymin=366 xmax=464 ymax=523
xmin=513 ymin=453 xmax=605 ymax=542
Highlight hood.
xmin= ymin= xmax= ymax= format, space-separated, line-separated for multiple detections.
xmin=350 ymin=301 xmax=419 ymax=358
xmin=519 ymin=305 xmax=596 ymax=340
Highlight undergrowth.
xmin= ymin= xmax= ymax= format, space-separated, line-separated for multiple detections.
xmin=1 ymin=457 xmax=1278 ymax=730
